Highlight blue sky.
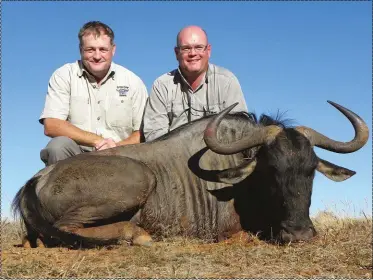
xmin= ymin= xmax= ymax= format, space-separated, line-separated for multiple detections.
xmin=2 ymin=2 xmax=372 ymax=219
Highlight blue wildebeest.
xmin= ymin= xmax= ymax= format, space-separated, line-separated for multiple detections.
xmin=12 ymin=101 xmax=369 ymax=248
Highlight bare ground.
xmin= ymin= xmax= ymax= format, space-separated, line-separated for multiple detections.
xmin=2 ymin=211 xmax=372 ymax=278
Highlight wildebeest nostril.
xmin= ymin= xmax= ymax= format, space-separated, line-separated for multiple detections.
xmin=279 ymin=226 xmax=316 ymax=243
xmin=279 ymin=229 xmax=294 ymax=243
xmin=302 ymin=227 xmax=317 ymax=240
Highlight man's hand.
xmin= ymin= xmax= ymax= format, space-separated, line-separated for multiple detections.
xmin=95 ymin=138 xmax=117 ymax=151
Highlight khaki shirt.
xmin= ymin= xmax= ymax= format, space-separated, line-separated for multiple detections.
xmin=40 ymin=61 xmax=148 ymax=145
xmin=143 ymin=64 xmax=248 ymax=141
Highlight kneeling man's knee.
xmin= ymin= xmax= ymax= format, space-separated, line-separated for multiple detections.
xmin=40 ymin=137 xmax=82 ymax=166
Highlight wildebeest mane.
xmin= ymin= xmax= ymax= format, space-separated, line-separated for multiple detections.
xmin=258 ymin=110 xmax=295 ymax=129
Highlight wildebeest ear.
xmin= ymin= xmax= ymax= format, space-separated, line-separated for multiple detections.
xmin=316 ymin=158 xmax=356 ymax=182
xmin=217 ymin=159 xmax=257 ymax=184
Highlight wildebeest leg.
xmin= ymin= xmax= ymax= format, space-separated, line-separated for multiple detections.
xmin=61 ymin=221 xmax=153 ymax=246
xmin=24 ymin=155 xmax=158 ymax=248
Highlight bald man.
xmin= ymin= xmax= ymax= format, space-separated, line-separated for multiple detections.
xmin=143 ymin=25 xmax=248 ymax=141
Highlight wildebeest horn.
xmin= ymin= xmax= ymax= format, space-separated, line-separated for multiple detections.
xmin=204 ymin=103 xmax=282 ymax=155
xmin=295 ymin=101 xmax=369 ymax=153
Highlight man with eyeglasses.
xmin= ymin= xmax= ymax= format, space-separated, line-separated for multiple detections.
xmin=143 ymin=25 xmax=248 ymax=141
xmin=39 ymin=21 xmax=148 ymax=166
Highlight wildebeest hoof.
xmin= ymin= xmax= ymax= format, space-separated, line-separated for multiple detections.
xmin=22 ymin=237 xmax=32 ymax=248
xmin=36 ymin=238 xmax=45 ymax=248
xmin=21 ymin=236 xmax=45 ymax=248
xmin=133 ymin=235 xmax=153 ymax=247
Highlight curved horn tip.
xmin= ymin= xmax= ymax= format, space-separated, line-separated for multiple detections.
xmin=327 ymin=100 xmax=352 ymax=113
xmin=227 ymin=102 xmax=239 ymax=111
xmin=327 ymin=100 xmax=339 ymax=107
xmin=216 ymin=102 xmax=239 ymax=116
xmin=327 ymin=100 xmax=347 ymax=110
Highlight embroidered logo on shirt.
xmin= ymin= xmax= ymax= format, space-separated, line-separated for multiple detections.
xmin=117 ymin=86 xmax=129 ymax=96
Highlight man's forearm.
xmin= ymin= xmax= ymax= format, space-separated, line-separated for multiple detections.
xmin=116 ymin=130 xmax=141 ymax=146
xmin=43 ymin=118 xmax=103 ymax=147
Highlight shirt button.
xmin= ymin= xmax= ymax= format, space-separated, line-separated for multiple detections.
xmin=97 ymin=117 xmax=101 ymax=120
xmin=93 ymin=85 xmax=96 ymax=89
xmin=121 ymin=100 xmax=124 ymax=103
xmin=98 ymin=101 xmax=101 ymax=104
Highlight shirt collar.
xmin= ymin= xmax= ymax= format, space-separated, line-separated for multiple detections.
xmin=77 ymin=60 xmax=116 ymax=81
xmin=177 ymin=64 xmax=210 ymax=90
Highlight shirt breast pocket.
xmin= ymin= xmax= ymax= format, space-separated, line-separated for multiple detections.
xmin=69 ymin=96 xmax=89 ymax=125
xmin=106 ymin=97 xmax=132 ymax=128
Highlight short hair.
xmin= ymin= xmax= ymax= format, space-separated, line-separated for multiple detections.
xmin=176 ymin=27 xmax=208 ymax=47
xmin=78 ymin=21 xmax=115 ymax=50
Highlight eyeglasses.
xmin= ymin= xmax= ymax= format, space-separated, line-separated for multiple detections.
xmin=177 ymin=44 xmax=208 ymax=54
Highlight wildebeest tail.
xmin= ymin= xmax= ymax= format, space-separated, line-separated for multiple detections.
xmin=12 ymin=176 xmax=118 ymax=248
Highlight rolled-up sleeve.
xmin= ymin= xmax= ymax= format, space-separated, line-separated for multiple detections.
xmin=39 ymin=67 xmax=71 ymax=124
xmin=225 ymin=75 xmax=248 ymax=113
xmin=131 ymin=78 xmax=148 ymax=131
xmin=143 ymin=79 xmax=170 ymax=141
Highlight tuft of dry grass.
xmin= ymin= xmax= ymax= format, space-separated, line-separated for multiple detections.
xmin=2 ymin=212 xmax=372 ymax=278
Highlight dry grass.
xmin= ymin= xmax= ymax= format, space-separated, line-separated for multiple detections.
xmin=2 ymin=211 xmax=372 ymax=278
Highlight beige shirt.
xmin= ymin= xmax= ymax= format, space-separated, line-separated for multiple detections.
xmin=40 ymin=61 xmax=148 ymax=144
xmin=143 ymin=64 xmax=248 ymax=141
